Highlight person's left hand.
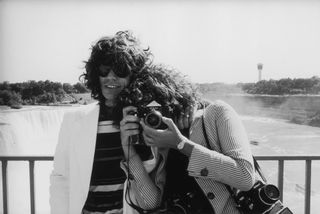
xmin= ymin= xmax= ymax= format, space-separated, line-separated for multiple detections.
xmin=140 ymin=116 xmax=187 ymax=149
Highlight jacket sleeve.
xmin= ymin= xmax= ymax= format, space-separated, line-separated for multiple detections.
xmin=49 ymin=111 xmax=72 ymax=214
xmin=120 ymin=147 xmax=168 ymax=210
xmin=187 ymin=101 xmax=255 ymax=191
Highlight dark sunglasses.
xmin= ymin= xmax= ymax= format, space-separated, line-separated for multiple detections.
xmin=98 ymin=67 xmax=130 ymax=78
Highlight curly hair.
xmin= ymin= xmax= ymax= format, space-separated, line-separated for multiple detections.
xmin=80 ymin=31 xmax=152 ymax=102
xmin=147 ymin=64 xmax=201 ymax=110
xmin=117 ymin=64 xmax=203 ymax=118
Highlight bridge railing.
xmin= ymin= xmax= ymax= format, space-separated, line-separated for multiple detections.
xmin=1 ymin=155 xmax=320 ymax=214
xmin=255 ymin=155 xmax=320 ymax=214
xmin=1 ymin=156 xmax=53 ymax=214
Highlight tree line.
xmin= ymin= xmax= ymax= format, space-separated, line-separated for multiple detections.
xmin=240 ymin=76 xmax=320 ymax=95
xmin=198 ymin=76 xmax=320 ymax=95
xmin=0 ymin=80 xmax=89 ymax=107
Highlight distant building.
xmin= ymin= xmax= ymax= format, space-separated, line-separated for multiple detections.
xmin=257 ymin=63 xmax=263 ymax=82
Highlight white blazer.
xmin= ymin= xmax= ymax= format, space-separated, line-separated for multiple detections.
xmin=49 ymin=103 xmax=165 ymax=214
xmin=50 ymin=103 xmax=100 ymax=214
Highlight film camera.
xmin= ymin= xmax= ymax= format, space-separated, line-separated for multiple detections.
xmin=234 ymin=181 xmax=293 ymax=214
xmin=118 ymin=76 xmax=177 ymax=146
xmin=128 ymin=100 xmax=169 ymax=145
xmin=129 ymin=100 xmax=167 ymax=129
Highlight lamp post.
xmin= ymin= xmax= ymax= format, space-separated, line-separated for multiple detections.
xmin=257 ymin=63 xmax=263 ymax=82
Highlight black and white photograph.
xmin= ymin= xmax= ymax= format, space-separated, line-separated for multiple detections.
xmin=1 ymin=0 xmax=320 ymax=213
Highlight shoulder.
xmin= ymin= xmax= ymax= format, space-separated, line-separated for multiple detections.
xmin=192 ymin=100 xmax=239 ymax=127
xmin=203 ymin=100 xmax=237 ymax=118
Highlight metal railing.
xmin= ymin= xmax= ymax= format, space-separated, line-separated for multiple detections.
xmin=0 ymin=156 xmax=53 ymax=214
xmin=1 ymin=155 xmax=320 ymax=214
xmin=255 ymin=155 xmax=320 ymax=214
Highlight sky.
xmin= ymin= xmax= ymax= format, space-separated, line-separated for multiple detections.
xmin=0 ymin=0 xmax=320 ymax=84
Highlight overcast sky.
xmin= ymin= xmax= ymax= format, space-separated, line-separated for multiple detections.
xmin=1 ymin=0 xmax=320 ymax=84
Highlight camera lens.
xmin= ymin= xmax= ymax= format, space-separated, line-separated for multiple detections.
xmin=260 ymin=184 xmax=280 ymax=204
xmin=265 ymin=185 xmax=280 ymax=199
xmin=145 ymin=111 xmax=162 ymax=129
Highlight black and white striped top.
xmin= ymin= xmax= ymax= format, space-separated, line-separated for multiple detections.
xmin=83 ymin=120 xmax=125 ymax=213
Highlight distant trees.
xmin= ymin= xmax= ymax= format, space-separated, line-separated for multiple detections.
xmin=63 ymin=83 xmax=75 ymax=94
xmin=241 ymin=76 xmax=320 ymax=95
xmin=0 ymin=80 xmax=90 ymax=106
xmin=0 ymin=90 xmax=22 ymax=107
xmin=197 ymin=82 xmax=243 ymax=94
xmin=73 ymin=82 xmax=89 ymax=93
xmin=185 ymin=77 xmax=320 ymax=96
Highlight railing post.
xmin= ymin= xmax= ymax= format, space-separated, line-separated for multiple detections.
xmin=278 ymin=160 xmax=284 ymax=202
xmin=1 ymin=160 xmax=8 ymax=214
xmin=29 ymin=160 xmax=35 ymax=214
xmin=305 ymin=160 xmax=312 ymax=214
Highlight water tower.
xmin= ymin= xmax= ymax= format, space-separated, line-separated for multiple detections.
xmin=257 ymin=63 xmax=263 ymax=82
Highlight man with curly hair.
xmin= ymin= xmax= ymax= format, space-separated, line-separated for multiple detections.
xmin=50 ymin=31 xmax=191 ymax=214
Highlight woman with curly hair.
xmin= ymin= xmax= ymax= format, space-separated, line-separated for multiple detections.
xmin=129 ymin=64 xmax=255 ymax=214
xmin=50 ymin=31 xmax=191 ymax=214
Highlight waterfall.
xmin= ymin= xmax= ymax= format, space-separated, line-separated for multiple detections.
xmin=0 ymin=106 xmax=74 ymax=214
xmin=0 ymin=106 xmax=67 ymax=156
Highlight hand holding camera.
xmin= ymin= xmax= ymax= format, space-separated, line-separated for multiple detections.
xmin=126 ymin=101 xmax=169 ymax=146
xmin=117 ymin=74 xmax=193 ymax=147
xmin=141 ymin=116 xmax=187 ymax=149
xmin=120 ymin=106 xmax=141 ymax=147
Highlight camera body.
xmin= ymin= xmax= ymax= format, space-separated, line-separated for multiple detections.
xmin=233 ymin=180 xmax=292 ymax=214
xmin=136 ymin=101 xmax=167 ymax=129
xmin=128 ymin=100 xmax=168 ymax=145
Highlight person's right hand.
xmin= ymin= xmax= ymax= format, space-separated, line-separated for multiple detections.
xmin=119 ymin=106 xmax=140 ymax=147
xmin=174 ymin=105 xmax=196 ymax=130
xmin=141 ymin=116 xmax=186 ymax=149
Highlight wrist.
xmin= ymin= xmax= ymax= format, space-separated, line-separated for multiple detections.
xmin=122 ymin=145 xmax=137 ymax=160
xmin=177 ymin=137 xmax=188 ymax=150
xmin=176 ymin=137 xmax=194 ymax=157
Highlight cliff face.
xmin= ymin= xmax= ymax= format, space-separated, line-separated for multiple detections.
xmin=203 ymin=93 xmax=320 ymax=127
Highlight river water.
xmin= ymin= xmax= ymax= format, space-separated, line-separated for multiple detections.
xmin=0 ymin=106 xmax=319 ymax=213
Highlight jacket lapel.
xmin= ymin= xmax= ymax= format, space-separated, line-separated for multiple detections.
xmin=69 ymin=103 xmax=100 ymax=214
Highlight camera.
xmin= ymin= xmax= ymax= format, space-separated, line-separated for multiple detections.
xmin=117 ymin=77 xmax=179 ymax=146
xmin=128 ymin=100 xmax=168 ymax=145
xmin=136 ymin=101 xmax=168 ymax=129
xmin=234 ymin=180 xmax=292 ymax=214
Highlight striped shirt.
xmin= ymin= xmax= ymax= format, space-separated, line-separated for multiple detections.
xmin=83 ymin=120 xmax=125 ymax=213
